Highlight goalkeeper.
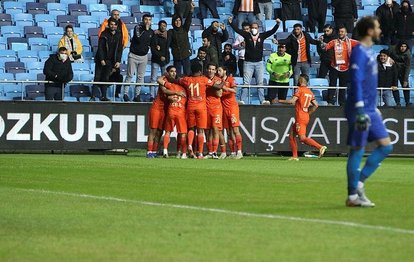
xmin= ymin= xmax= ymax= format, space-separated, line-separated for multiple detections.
xmin=345 ymin=17 xmax=393 ymax=208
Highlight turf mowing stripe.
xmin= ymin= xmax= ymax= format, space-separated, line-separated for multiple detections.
xmin=16 ymin=188 xmax=414 ymax=235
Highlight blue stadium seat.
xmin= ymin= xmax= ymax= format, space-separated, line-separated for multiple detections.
xmin=47 ymin=3 xmax=68 ymax=16
xmin=72 ymin=63 xmax=91 ymax=74
xmin=15 ymin=72 xmax=33 ymax=81
xmin=4 ymin=1 xmax=25 ymax=15
xmin=309 ymin=78 xmax=329 ymax=87
xmin=11 ymin=42 xmax=29 ymax=51
xmin=29 ymin=38 xmax=50 ymax=52
xmin=12 ymin=13 xmax=35 ymax=27
xmin=57 ymin=15 xmax=78 ymax=27
xmin=0 ymin=73 xmax=15 ymax=81
xmin=0 ymin=37 xmax=7 ymax=50
xmin=81 ymin=0 xmax=99 ymax=5
xmin=27 ymin=61 xmax=45 ymax=76
xmin=25 ymin=84 xmax=45 ymax=100
xmin=140 ymin=5 xmax=162 ymax=14
xmin=79 ymin=39 xmax=92 ymax=52
xmin=44 ymin=26 xmax=64 ymax=37
xmin=110 ymin=4 xmax=130 ymax=17
xmin=264 ymin=20 xmax=283 ymax=32
xmin=0 ymin=13 xmax=12 ymax=26
xmin=27 ymin=2 xmax=47 ymax=15
xmin=38 ymin=51 xmax=53 ymax=62
xmin=68 ymin=4 xmax=88 ymax=16
xmin=89 ymin=4 xmax=109 ymax=16
xmin=60 ymin=0 xmax=78 ymax=5
xmin=35 ymin=14 xmax=57 ymax=27
xmin=18 ymin=50 xmax=39 ymax=63
xmin=1 ymin=26 xmax=23 ymax=38
xmin=361 ymin=0 xmax=380 ymax=6
xmin=4 ymin=84 xmax=24 ymax=100
xmin=78 ymin=15 xmax=100 ymax=29
xmin=24 ymin=26 xmax=44 ymax=38
xmin=122 ymin=0 xmax=138 ymax=7
xmin=0 ymin=50 xmax=17 ymax=62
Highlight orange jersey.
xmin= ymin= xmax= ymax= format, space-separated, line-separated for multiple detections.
xmin=206 ymin=76 xmax=222 ymax=110
xmin=177 ymin=75 xmax=210 ymax=110
xmin=220 ymin=76 xmax=238 ymax=109
xmin=152 ymin=77 xmax=169 ymax=111
xmin=294 ymin=86 xmax=315 ymax=123
xmin=325 ymin=38 xmax=359 ymax=71
xmin=166 ymin=83 xmax=187 ymax=114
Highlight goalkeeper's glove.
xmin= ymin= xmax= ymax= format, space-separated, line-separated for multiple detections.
xmin=355 ymin=107 xmax=370 ymax=131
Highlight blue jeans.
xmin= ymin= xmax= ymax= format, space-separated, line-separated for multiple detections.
xmin=258 ymin=2 xmax=273 ymax=21
xmin=237 ymin=12 xmax=257 ymax=29
xmin=378 ymin=90 xmax=395 ymax=107
xmin=242 ymin=61 xmax=265 ymax=104
xmin=150 ymin=62 xmax=166 ymax=99
xmin=293 ymin=62 xmax=310 ymax=85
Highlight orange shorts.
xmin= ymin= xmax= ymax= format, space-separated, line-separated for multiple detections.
xmin=187 ymin=107 xmax=207 ymax=129
xmin=148 ymin=107 xmax=165 ymax=130
xmin=292 ymin=120 xmax=309 ymax=136
xmin=207 ymin=107 xmax=223 ymax=130
xmin=222 ymin=107 xmax=240 ymax=129
xmin=164 ymin=111 xmax=187 ymax=133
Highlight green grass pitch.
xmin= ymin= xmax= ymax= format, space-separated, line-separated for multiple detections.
xmin=0 ymin=154 xmax=413 ymax=261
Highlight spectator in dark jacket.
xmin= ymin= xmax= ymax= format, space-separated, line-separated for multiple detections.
xmin=281 ymin=0 xmax=302 ymax=21
xmin=394 ymin=0 xmax=414 ymax=48
xmin=91 ymin=19 xmax=123 ymax=101
xmin=168 ymin=2 xmax=195 ymax=76
xmin=305 ymin=0 xmax=327 ymax=33
xmin=377 ymin=49 xmax=399 ymax=106
xmin=389 ymin=41 xmax=412 ymax=106
xmin=222 ymin=43 xmax=238 ymax=76
xmin=233 ymin=0 xmax=260 ymax=29
xmin=202 ymin=21 xmax=229 ymax=60
xmin=317 ymin=24 xmax=336 ymax=78
xmin=191 ymin=47 xmax=209 ymax=75
xmin=174 ymin=0 xmax=192 ymax=19
xmin=332 ymin=0 xmax=358 ymax=33
xmin=43 ymin=47 xmax=73 ymax=101
xmin=376 ymin=0 xmax=400 ymax=45
xmin=276 ymin=24 xmax=321 ymax=84
xmin=202 ymin=36 xmax=219 ymax=67
xmin=151 ymin=20 xmax=170 ymax=100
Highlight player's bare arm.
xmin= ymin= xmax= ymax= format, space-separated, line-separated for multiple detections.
xmin=157 ymin=77 xmax=186 ymax=97
xmin=308 ymin=99 xmax=318 ymax=115
xmin=277 ymin=96 xmax=298 ymax=105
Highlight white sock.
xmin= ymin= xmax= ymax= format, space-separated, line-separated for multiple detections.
xmin=348 ymin=194 xmax=358 ymax=201
xmin=163 ymin=149 xmax=168 ymax=155
xmin=357 ymin=181 xmax=364 ymax=189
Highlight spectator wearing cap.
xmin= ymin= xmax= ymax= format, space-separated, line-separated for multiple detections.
xmin=266 ymin=44 xmax=293 ymax=103
xmin=202 ymin=21 xmax=229 ymax=62
xmin=377 ymin=49 xmax=398 ymax=106
xmin=232 ymin=22 xmax=251 ymax=77
xmin=317 ymin=24 xmax=336 ymax=78
xmin=275 ymin=23 xmax=321 ymax=85
xmin=150 ymin=20 xmax=170 ymax=101
xmin=389 ymin=41 xmax=412 ymax=106
xmin=123 ymin=14 xmax=154 ymax=102
xmin=98 ymin=9 xmax=129 ymax=48
xmin=332 ymin=0 xmax=358 ymax=34
xmin=305 ymin=0 xmax=327 ymax=33
xmin=322 ymin=25 xmax=359 ymax=106
xmin=222 ymin=43 xmax=237 ymax=76
xmin=376 ymin=0 xmax=400 ymax=45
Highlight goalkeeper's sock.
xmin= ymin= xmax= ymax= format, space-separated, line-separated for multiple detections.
xmin=347 ymin=148 xmax=364 ymax=195
xmin=360 ymin=144 xmax=393 ymax=182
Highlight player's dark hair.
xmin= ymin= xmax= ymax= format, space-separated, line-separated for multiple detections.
xmin=379 ymin=49 xmax=389 ymax=56
xmin=108 ymin=17 xmax=119 ymax=25
xmin=191 ymin=62 xmax=203 ymax=75
xmin=355 ymin=16 xmax=378 ymax=38
xmin=198 ymin=46 xmax=208 ymax=54
xmin=166 ymin=65 xmax=176 ymax=72
xmin=241 ymin=22 xmax=250 ymax=28
xmin=293 ymin=23 xmax=302 ymax=29
xmin=207 ymin=63 xmax=217 ymax=69
xmin=65 ymin=24 xmax=74 ymax=32
xmin=58 ymin=46 xmax=67 ymax=52
xmin=336 ymin=24 xmax=347 ymax=32
xmin=203 ymin=36 xmax=212 ymax=42
xmin=224 ymin=43 xmax=232 ymax=49
xmin=142 ymin=14 xmax=152 ymax=21
xmin=323 ymin=24 xmax=333 ymax=30
xmin=158 ymin=20 xmax=167 ymax=26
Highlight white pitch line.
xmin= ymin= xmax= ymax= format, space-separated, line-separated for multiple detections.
xmin=16 ymin=188 xmax=414 ymax=235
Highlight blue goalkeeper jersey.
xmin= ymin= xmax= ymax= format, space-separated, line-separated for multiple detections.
xmin=346 ymin=44 xmax=378 ymax=116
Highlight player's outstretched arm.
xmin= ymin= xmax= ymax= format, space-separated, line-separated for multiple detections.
xmin=277 ymin=96 xmax=298 ymax=105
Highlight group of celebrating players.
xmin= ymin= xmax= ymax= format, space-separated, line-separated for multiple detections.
xmin=146 ymin=62 xmax=244 ymax=159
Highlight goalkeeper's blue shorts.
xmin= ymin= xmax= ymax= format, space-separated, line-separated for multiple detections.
xmin=347 ymin=110 xmax=389 ymax=147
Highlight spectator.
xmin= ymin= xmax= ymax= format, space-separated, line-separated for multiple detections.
xmin=202 ymin=36 xmax=219 ymax=66
xmin=317 ymin=24 xmax=336 ymax=78
xmin=202 ymin=21 xmax=229 ymax=60
xmin=323 ymin=25 xmax=359 ymax=106
xmin=199 ymin=0 xmax=220 ymax=21
xmin=174 ymin=0 xmax=192 ymax=19
xmin=98 ymin=9 xmax=129 ymax=48
xmin=394 ymin=0 xmax=414 ymax=48
xmin=377 ymin=49 xmax=398 ymax=106
xmin=91 ymin=19 xmax=123 ymax=101
xmin=233 ymin=0 xmax=260 ymax=29
xmin=222 ymin=43 xmax=237 ymax=76
xmin=229 ymin=16 xmax=281 ymax=104
xmin=168 ymin=2 xmax=195 ymax=76
xmin=332 ymin=0 xmax=358 ymax=33
xmin=257 ymin=0 xmax=273 ymax=21
xmin=389 ymin=41 xmax=412 ymax=106
xmin=191 ymin=46 xmax=209 ymax=74
xmin=123 ymin=15 xmax=154 ymax=102
xmin=150 ymin=20 xmax=170 ymax=101
xmin=162 ymin=0 xmax=173 ymax=17
xmin=275 ymin=24 xmax=321 ymax=85
xmin=43 ymin=47 xmax=73 ymax=101
xmin=58 ymin=25 xmax=83 ymax=63
xmin=281 ymin=0 xmax=302 ymax=21
xmin=376 ymin=0 xmax=400 ymax=45
xmin=266 ymin=44 xmax=293 ymax=103
xmin=232 ymin=22 xmax=250 ymax=77
xmin=305 ymin=0 xmax=327 ymax=33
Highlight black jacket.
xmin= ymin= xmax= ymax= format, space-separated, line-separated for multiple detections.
xmin=394 ymin=2 xmax=414 ymax=39
xmin=151 ymin=31 xmax=170 ymax=67
xmin=43 ymin=54 xmax=73 ymax=88
xmin=95 ymin=28 xmax=123 ymax=65
xmin=278 ymin=32 xmax=321 ymax=66
xmin=332 ymin=0 xmax=358 ymax=19
xmin=376 ymin=2 xmax=400 ymax=35
xmin=222 ymin=51 xmax=237 ymax=76
xmin=232 ymin=0 xmax=260 ymax=15
xmin=378 ymin=62 xmax=398 ymax=88
xmin=190 ymin=57 xmax=208 ymax=75
xmin=317 ymin=32 xmax=336 ymax=63
xmin=389 ymin=42 xmax=412 ymax=82
xmin=167 ymin=12 xmax=192 ymax=60
xmin=130 ymin=23 xmax=154 ymax=56
xmin=230 ymin=20 xmax=280 ymax=62
xmin=202 ymin=25 xmax=229 ymax=56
